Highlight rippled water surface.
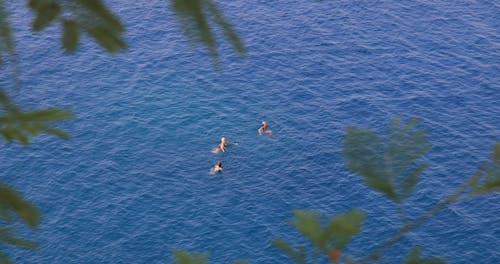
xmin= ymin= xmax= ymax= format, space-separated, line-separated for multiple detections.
xmin=2 ymin=0 xmax=499 ymax=263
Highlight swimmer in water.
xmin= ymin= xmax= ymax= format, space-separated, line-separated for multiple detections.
xmin=210 ymin=161 xmax=223 ymax=174
xmin=258 ymin=121 xmax=272 ymax=135
xmin=211 ymin=137 xmax=238 ymax=153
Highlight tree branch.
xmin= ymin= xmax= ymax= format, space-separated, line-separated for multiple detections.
xmin=354 ymin=178 xmax=471 ymax=263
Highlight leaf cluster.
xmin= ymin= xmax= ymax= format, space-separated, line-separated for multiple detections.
xmin=28 ymin=0 xmax=126 ymax=53
xmin=469 ymin=143 xmax=500 ymax=194
xmin=0 ymin=0 xmax=14 ymax=64
xmin=404 ymin=246 xmax=446 ymax=264
xmin=0 ymin=90 xmax=72 ymax=144
xmin=0 ymin=183 xmax=40 ymax=229
xmin=171 ymin=0 xmax=246 ymax=59
xmin=26 ymin=0 xmax=246 ymax=58
xmin=273 ymin=209 xmax=365 ymax=263
xmin=0 ymin=90 xmax=70 ymax=261
xmin=0 ymin=182 xmax=40 ymax=264
xmin=343 ymin=118 xmax=431 ymax=203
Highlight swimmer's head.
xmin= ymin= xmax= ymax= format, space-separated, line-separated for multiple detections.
xmin=262 ymin=121 xmax=267 ymax=127
xmin=217 ymin=161 xmax=223 ymax=167
xmin=221 ymin=137 xmax=227 ymax=142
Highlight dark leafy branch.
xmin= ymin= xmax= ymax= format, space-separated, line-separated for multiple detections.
xmin=26 ymin=0 xmax=245 ymax=58
xmin=469 ymin=143 xmax=500 ymax=194
xmin=274 ymin=209 xmax=365 ymax=263
xmin=171 ymin=0 xmax=246 ymax=60
xmin=272 ymin=240 xmax=307 ymax=264
xmin=0 ymin=90 xmax=72 ymax=145
xmin=0 ymin=182 xmax=40 ymax=229
xmin=1 ymin=0 xmax=245 ymax=262
xmin=0 ymin=88 xmax=71 ymax=262
xmin=28 ymin=0 xmax=126 ymax=53
xmin=343 ymin=117 xmax=431 ymax=204
xmin=271 ymin=120 xmax=498 ymax=264
xmin=352 ymin=142 xmax=500 ymax=264
xmin=0 ymin=0 xmax=14 ymax=64
xmin=172 ymin=249 xmax=209 ymax=264
xmin=404 ymin=247 xmax=445 ymax=264
xmin=0 ymin=0 xmax=498 ymax=263
xmin=0 ymin=182 xmax=40 ymax=264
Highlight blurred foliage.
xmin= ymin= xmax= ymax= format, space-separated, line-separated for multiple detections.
xmin=1 ymin=0 xmax=245 ymax=262
xmin=0 ymin=0 xmax=497 ymax=262
xmin=172 ymin=249 xmax=208 ymax=264
xmin=25 ymin=0 xmax=245 ymax=58
xmin=0 ymin=183 xmax=40 ymax=228
xmin=28 ymin=0 xmax=126 ymax=53
xmin=469 ymin=143 xmax=500 ymax=194
xmin=0 ymin=182 xmax=40 ymax=264
xmin=272 ymin=240 xmax=306 ymax=264
xmin=0 ymin=0 xmax=14 ymax=64
xmin=274 ymin=209 xmax=365 ymax=263
xmin=0 ymin=90 xmax=72 ymax=144
xmin=343 ymin=117 xmax=431 ymax=204
xmin=404 ymin=247 xmax=446 ymax=264
xmin=0 ymin=88 xmax=70 ymax=262
xmin=171 ymin=0 xmax=246 ymax=59
xmin=171 ymin=249 xmax=247 ymax=264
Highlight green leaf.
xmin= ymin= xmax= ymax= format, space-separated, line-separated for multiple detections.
xmin=0 ymin=181 xmax=39 ymax=263
xmin=172 ymin=249 xmax=209 ymax=264
xmin=171 ymin=0 xmax=245 ymax=60
xmin=290 ymin=210 xmax=323 ymax=248
xmin=321 ymin=209 xmax=365 ymax=251
xmin=289 ymin=209 xmax=365 ymax=255
xmin=205 ymin=0 xmax=246 ymax=54
xmin=13 ymin=130 xmax=29 ymax=145
xmin=75 ymin=0 xmax=123 ymax=32
xmin=62 ymin=20 xmax=79 ymax=52
xmin=0 ymin=182 xmax=41 ymax=228
xmin=31 ymin=1 xmax=60 ymax=31
xmin=0 ymin=91 xmax=72 ymax=144
xmin=399 ymin=163 xmax=428 ymax=201
xmin=494 ymin=143 xmax=500 ymax=163
xmin=344 ymin=126 xmax=397 ymax=200
xmin=0 ymin=228 xmax=37 ymax=264
xmin=172 ymin=0 xmax=215 ymax=53
xmin=44 ymin=128 xmax=70 ymax=140
xmin=272 ymin=239 xmax=306 ymax=264
xmin=343 ymin=118 xmax=430 ymax=203
xmin=405 ymin=246 xmax=446 ymax=264
xmin=0 ymin=90 xmax=18 ymax=112
xmin=0 ymin=228 xmax=38 ymax=249
xmin=28 ymin=0 xmax=126 ymax=53
xmin=0 ymin=0 xmax=15 ymax=64
xmin=74 ymin=0 xmax=126 ymax=53
xmin=86 ymin=26 xmax=126 ymax=53
xmin=21 ymin=108 xmax=73 ymax=122
xmin=474 ymin=143 xmax=500 ymax=193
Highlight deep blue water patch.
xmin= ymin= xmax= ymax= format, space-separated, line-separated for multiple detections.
xmin=1 ymin=0 xmax=499 ymax=263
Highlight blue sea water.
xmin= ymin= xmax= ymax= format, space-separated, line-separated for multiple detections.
xmin=1 ymin=0 xmax=499 ymax=263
